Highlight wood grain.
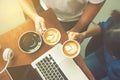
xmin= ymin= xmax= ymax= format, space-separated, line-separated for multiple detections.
xmin=0 ymin=9 xmax=94 ymax=80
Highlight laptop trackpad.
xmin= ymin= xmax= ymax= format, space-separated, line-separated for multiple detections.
xmin=59 ymin=58 xmax=89 ymax=80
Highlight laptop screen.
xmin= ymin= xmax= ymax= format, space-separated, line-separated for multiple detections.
xmin=7 ymin=65 xmax=42 ymax=80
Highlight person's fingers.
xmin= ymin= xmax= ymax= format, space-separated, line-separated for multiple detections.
xmin=35 ymin=21 xmax=42 ymax=34
xmin=34 ymin=16 xmax=47 ymax=34
xmin=38 ymin=29 xmax=43 ymax=35
xmin=68 ymin=32 xmax=72 ymax=40
xmin=72 ymin=34 xmax=77 ymax=40
xmin=38 ymin=17 xmax=46 ymax=32
xmin=68 ymin=32 xmax=76 ymax=40
xmin=40 ymin=22 xmax=46 ymax=32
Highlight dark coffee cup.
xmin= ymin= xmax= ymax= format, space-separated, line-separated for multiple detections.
xmin=18 ymin=31 xmax=42 ymax=53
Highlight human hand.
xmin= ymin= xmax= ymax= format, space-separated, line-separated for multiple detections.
xmin=67 ymin=31 xmax=86 ymax=43
xmin=34 ymin=16 xmax=47 ymax=35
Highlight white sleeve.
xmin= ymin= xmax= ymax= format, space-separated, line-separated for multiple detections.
xmin=88 ymin=0 xmax=105 ymax=4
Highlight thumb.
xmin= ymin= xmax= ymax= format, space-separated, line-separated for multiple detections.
xmin=40 ymin=22 xmax=46 ymax=32
xmin=35 ymin=21 xmax=42 ymax=35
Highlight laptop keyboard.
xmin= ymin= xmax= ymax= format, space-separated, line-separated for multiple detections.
xmin=35 ymin=54 xmax=68 ymax=80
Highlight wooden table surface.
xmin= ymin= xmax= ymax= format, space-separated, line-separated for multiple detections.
xmin=0 ymin=9 xmax=95 ymax=80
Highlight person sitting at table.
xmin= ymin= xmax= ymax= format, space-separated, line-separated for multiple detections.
xmin=19 ymin=0 xmax=105 ymax=35
xmin=70 ymin=10 xmax=120 ymax=80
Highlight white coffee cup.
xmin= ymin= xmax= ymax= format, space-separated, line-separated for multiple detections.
xmin=42 ymin=28 xmax=61 ymax=45
xmin=62 ymin=40 xmax=80 ymax=58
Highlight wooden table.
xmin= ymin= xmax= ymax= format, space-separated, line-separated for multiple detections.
xmin=0 ymin=9 xmax=95 ymax=80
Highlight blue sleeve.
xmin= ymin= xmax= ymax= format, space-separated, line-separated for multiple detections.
xmin=104 ymin=47 xmax=120 ymax=80
xmin=108 ymin=61 xmax=120 ymax=80
xmin=98 ymin=18 xmax=111 ymax=33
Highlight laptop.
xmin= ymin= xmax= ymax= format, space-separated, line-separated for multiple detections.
xmin=7 ymin=43 xmax=89 ymax=80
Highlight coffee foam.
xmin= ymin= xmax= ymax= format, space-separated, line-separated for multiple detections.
xmin=43 ymin=28 xmax=61 ymax=45
xmin=63 ymin=40 xmax=80 ymax=58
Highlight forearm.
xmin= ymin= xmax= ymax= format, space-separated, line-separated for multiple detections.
xmin=71 ymin=1 xmax=105 ymax=32
xmin=19 ymin=0 xmax=40 ymax=21
xmin=83 ymin=25 xmax=102 ymax=38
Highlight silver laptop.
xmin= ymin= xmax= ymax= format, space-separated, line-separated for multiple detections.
xmin=31 ymin=43 xmax=89 ymax=80
xmin=7 ymin=43 xmax=89 ymax=80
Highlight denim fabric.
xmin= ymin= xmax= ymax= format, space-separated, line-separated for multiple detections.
xmin=84 ymin=47 xmax=120 ymax=80
xmin=60 ymin=21 xmax=78 ymax=31
xmin=60 ymin=20 xmax=88 ymax=32
xmin=84 ymin=47 xmax=108 ymax=80
xmin=104 ymin=48 xmax=120 ymax=80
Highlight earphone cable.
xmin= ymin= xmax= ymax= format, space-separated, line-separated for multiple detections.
xmin=0 ymin=59 xmax=10 ymax=74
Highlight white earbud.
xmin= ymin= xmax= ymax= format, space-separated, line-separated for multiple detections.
xmin=0 ymin=48 xmax=14 ymax=74
xmin=3 ymin=48 xmax=14 ymax=61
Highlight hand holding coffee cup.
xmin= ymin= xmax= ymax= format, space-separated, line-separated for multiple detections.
xmin=18 ymin=28 xmax=61 ymax=54
xmin=62 ymin=40 xmax=80 ymax=58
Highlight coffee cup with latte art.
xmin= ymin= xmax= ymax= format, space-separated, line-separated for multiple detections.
xmin=43 ymin=28 xmax=61 ymax=45
xmin=62 ymin=40 xmax=80 ymax=58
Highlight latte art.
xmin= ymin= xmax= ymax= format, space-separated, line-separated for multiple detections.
xmin=43 ymin=28 xmax=61 ymax=45
xmin=63 ymin=40 xmax=80 ymax=58
xmin=64 ymin=43 xmax=78 ymax=55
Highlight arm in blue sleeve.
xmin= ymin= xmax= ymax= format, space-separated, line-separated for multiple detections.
xmin=98 ymin=18 xmax=111 ymax=33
